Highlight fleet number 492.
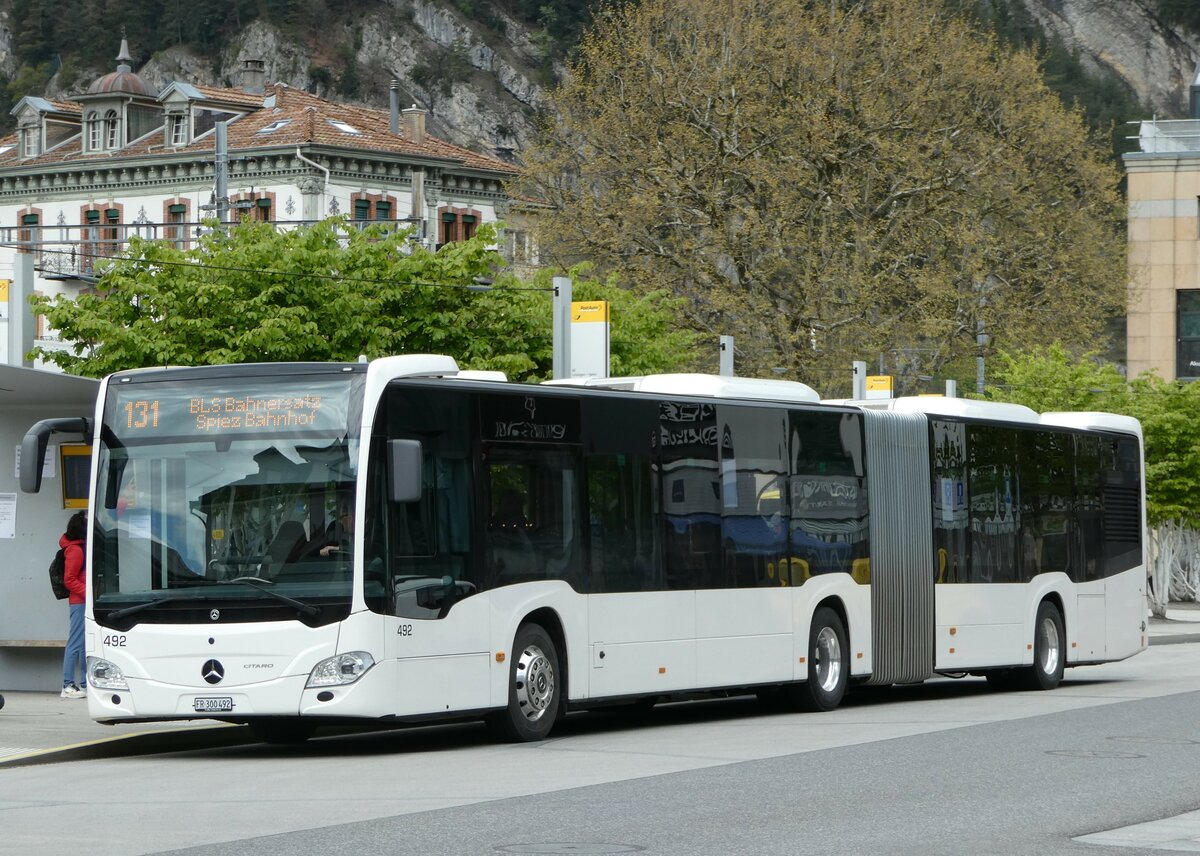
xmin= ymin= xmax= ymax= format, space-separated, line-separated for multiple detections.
xmin=397 ymin=624 xmax=413 ymax=636
xmin=103 ymin=634 xmax=128 ymax=647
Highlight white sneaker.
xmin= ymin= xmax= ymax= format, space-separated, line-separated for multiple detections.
xmin=60 ymin=685 xmax=85 ymax=699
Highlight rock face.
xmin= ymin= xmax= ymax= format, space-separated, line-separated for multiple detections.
xmin=2 ymin=0 xmax=1199 ymax=152
xmin=1019 ymin=0 xmax=1200 ymax=117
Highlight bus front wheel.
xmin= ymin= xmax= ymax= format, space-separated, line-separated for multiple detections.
xmin=487 ymin=623 xmax=561 ymax=742
xmin=788 ymin=606 xmax=849 ymax=712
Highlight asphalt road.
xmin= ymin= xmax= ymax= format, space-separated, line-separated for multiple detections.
xmin=3 ymin=643 xmax=1200 ymax=856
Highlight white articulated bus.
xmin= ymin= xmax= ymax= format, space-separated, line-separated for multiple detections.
xmin=20 ymin=355 xmax=1147 ymax=743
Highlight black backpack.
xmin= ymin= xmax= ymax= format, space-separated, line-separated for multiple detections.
xmin=48 ymin=547 xmax=69 ymax=600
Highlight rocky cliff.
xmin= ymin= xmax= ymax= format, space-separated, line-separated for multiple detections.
xmin=1020 ymin=0 xmax=1199 ymax=117
xmin=0 ymin=0 xmax=1196 ymax=157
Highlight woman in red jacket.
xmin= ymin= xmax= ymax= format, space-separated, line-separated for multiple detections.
xmin=60 ymin=511 xmax=87 ymax=699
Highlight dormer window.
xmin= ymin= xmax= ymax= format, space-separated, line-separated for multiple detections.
xmin=169 ymin=113 xmax=188 ymax=146
xmin=104 ymin=109 xmax=121 ymax=149
xmin=87 ymin=112 xmax=102 ymax=151
xmin=21 ymin=125 xmax=39 ymax=159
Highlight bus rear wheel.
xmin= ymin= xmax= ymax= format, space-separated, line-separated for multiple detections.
xmin=1018 ymin=601 xmax=1065 ymax=691
xmin=487 ymin=623 xmax=560 ymax=742
xmin=787 ymin=606 xmax=849 ymax=712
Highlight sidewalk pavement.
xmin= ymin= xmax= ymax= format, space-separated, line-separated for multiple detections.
xmin=2 ymin=606 xmax=1199 ymax=767
xmin=1149 ymin=600 xmax=1200 ymax=645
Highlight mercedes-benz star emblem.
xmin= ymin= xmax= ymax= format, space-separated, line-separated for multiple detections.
xmin=209 ymin=609 xmax=221 ymax=621
xmin=201 ymin=659 xmax=225 ymax=685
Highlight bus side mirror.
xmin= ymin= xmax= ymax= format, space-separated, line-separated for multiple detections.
xmin=20 ymin=417 xmax=92 ymax=494
xmin=387 ymin=439 xmax=423 ymax=503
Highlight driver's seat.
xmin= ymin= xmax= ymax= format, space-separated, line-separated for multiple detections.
xmin=263 ymin=521 xmax=308 ymax=578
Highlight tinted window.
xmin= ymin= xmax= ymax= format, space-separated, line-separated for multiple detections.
xmin=369 ymin=386 xmax=474 ymax=619
xmin=931 ymin=420 xmax=969 ymax=584
xmin=1102 ymin=435 xmax=1142 ymax=575
xmin=483 ymin=447 xmax=583 ymax=591
xmin=718 ymin=405 xmax=789 ymax=588
xmin=1074 ymin=434 xmax=1104 ymax=582
xmin=967 ymin=425 xmax=1019 ymax=583
xmin=659 ymin=401 xmax=722 ymax=589
xmin=582 ymin=398 xmax=661 ymax=593
xmin=790 ymin=410 xmax=869 ymax=582
xmin=1017 ymin=429 xmax=1074 ymax=581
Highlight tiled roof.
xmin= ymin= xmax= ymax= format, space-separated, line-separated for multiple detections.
xmin=0 ymin=82 xmax=518 ymax=175
xmin=47 ymin=99 xmax=82 ymax=115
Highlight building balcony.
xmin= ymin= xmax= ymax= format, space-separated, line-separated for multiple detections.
xmin=0 ymin=218 xmax=524 ymax=283
xmin=1129 ymin=118 xmax=1200 ymax=154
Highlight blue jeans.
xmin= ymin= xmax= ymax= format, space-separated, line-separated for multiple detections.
xmin=62 ymin=603 xmax=85 ymax=688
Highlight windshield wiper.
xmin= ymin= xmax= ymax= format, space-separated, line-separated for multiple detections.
xmin=105 ymin=594 xmax=195 ymax=621
xmin=228 ymin=577 xmax=321 ymax=617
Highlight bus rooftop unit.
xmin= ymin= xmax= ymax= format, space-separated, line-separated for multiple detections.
xmin=21 ymin=354 xmax=1146 ymax=743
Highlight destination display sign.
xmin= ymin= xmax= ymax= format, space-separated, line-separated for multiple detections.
xmin=109 ymin=377 xmax=356 ymax=440
xmin=480 ymin=393 xmax=579 ymax=444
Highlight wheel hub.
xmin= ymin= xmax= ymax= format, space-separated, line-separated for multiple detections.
xmin=514 ymin=643 xmax=555 ymax=722
xmin=814 ymin=626 xmax=842 ymax=693
xmin=1038 ymin=615 xmax=1061 ymax=675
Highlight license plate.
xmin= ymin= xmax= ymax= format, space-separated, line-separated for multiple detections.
xmin=193 ymin=696 xmax=234 ymax=712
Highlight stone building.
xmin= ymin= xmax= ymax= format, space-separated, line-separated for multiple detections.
xmin=0 ymin=41 xmax=521 ymax=366
xmin=1123 ymin=69 xmax=1200 ymax=381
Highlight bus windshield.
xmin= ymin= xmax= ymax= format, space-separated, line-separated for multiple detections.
xmin=92 ymin=372 xmax=365 ymax=628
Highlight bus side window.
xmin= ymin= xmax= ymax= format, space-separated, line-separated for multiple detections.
xmin=485 ymin=450 xmax=583 ymax=590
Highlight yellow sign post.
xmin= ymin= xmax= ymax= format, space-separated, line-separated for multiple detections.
xmin=865 ymin=375 xmax=893 ymax=400
xmin=570 ymin=300 xmax=610 ymax=377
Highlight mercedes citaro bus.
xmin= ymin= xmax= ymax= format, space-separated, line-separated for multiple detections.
xmin=21 ymin=354 xmax=1147 ymax=743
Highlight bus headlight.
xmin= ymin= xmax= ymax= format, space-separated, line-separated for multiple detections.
xmin=306 ymin=651 xmax=375 ymax=688
xmin=87 ymin=656 xmax=129 ymax=691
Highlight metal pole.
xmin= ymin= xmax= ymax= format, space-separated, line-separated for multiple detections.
xmin=719 ymin=336 xmax=734 ymax=376
xmin=552 ymin=276 xmax=572 ymax=379
xmin=945 ymin=379 xmax=957 ymax=398
xmin=975 ymin=320 xmax=988 ymax=395
xmin=10 ymin=252 xmax=35 ymax=367
xmin=852 ymin=360 xmax=867 ymax=400
xmin=215 ymin=121 xmax=229 ymax=223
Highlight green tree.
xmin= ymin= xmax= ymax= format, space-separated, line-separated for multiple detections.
xmin=30 ymin=219 xmax=700 ymax=381
xmin=516 ymin=0 xmax=1128 ymax=395
xmin=471 ymin=263 xmax=706 ymax=379
xmin=1123 ymin=376 xmax=1200 ymax=528
xmin=984 ymin=345 xmax=1130 ymax=413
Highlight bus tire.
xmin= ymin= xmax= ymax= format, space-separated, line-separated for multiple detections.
xmin=487 ymin=623 xmax=561 ymax=742
xmin=1018 ymin=601 xmax=1065 ymax=691
xmin=248 ymin=717 xmax=316 ymax=745
xmin=789 ymin=606 xmax=849 ymax=712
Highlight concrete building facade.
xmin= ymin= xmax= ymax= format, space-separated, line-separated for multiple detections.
xmin=1124 ymin=84 xmax=1200 ymax=381
xmin=0 ymin=42 xmax=521 ymax=367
